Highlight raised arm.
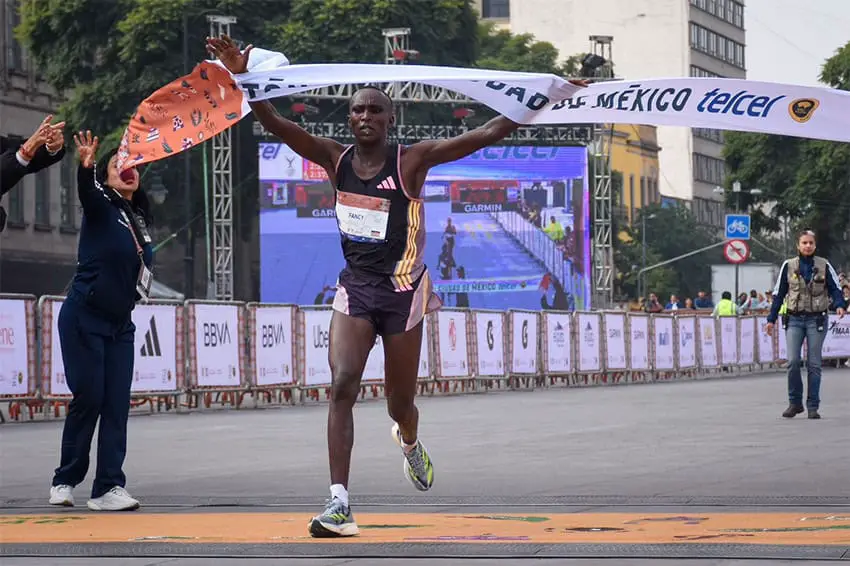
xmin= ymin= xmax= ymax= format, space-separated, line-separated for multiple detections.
xmin=73 ymin=131 xmax=112 ymax=218
xmin=205 ymin=36 xmax=344 ymax=175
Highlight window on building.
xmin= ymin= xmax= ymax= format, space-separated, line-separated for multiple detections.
xmin=693 ymin=127 xmax=724 ymax=143
xmin=689 ymin=23 xmax=745 ymax=69
xmin=34 ymin=168 xmax=50 ymax=226
xmin=690 ymin=0 xmax=744 ymax=29
xmin=5 ymin=0 xmax=23 ymax=71
xmin=629 ymin=174 xmax=635 ymax=220
xmin=59 ymin=154 xmax=76 ymax=228
xmin=7 ymin=184 xmax=25 ymax=224
xmin=693 ymin=153 xmax=727 ymax=185
xmin=482 ymin=0 xmax=509 ymax=18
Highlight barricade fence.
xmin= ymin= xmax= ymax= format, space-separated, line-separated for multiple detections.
xmin=2 ymin=295 xmax=850 ymax=421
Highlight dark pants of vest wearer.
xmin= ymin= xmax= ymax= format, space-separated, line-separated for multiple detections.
xmin=52 ymin=296 xmax=135 ymax=499
xmin=785 ymin=314 xmax=827 ymax=410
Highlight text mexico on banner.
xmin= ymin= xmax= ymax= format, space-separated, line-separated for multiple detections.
xmin=475 ymin=312 xmax=505 ymax=377
xmin=739 ymin=317 xmax=756 ymax=365
xmin=303 ymin=309 xmax=332 ymax=386
xmin=0 ymin=299 xmax=29 ymax=395
xmin=653 ymin=317 xmax=675 ymax=370
xmin=629 ymin=315 xmax=650 ymax=370
xmin=720 ymin=318 xmax=738 ymax=365
xmin=604 ymin=313 xmax=627 ymax=370
xmin=511 ymin=312 xmax=537 ymax=374
xmin=823 ymin=316 xmax=850 ymax=358
xmin=677 ymin=317 xmax=697 ymax=369
xmin=131 ymin=304 xmax=178 ymax=392
xmin=756 ymin=316 xmax=775 ymax=364
xmin=50 ymin=300 xmax=71 ymax=395
xmin=437 ymin=311 xmax=469 ymax=378
xmin=544 ymin=312 xmax=571 ymax=374
xmin=698 ymin=317 xmax=719 ymax=367
xmin=194 ymin=303 xmax=241 ymax=387
xmin=254 ymin=306 xmax=295 ymax=387
xmin=577 ymin=313 xmax=601 ymax=373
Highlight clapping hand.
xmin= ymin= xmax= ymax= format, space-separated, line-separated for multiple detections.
xmin=73 ymin=130 xmax=99 ymax=169
xmin=21 ymin=114 xmax=65 ymax=157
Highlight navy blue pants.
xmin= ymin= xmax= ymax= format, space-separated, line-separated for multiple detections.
xmin=52 ymin=297 xmax=135 ymax=498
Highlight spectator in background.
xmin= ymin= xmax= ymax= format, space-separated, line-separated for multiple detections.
xmin=455 ymin=266 xmax=469 ymax=307
xmin=644 ymin=293 xmax=663 ymax=313
xmin=694 ymin=290 xmax=714 ymax=309
xmin=713 ymin=291 xmax=739 ymax=317
xmin=543 ymin=216 xmax=565 ymax=242
xmin=541 ymin=276 xmax=571 ymax=311
xmin=666 ymin=294 xmax=681 ymax=311
xmin=684 ymin=298 xmax=696 ymax=309
xmin=443 ymin=217 xmax=457 ymax=254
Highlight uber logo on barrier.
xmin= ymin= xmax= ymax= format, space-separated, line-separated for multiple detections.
xmin=486 ymin=320 xmax=495 ymax=351
xmin=261 ymin=323 xmax=286 ymax=348
xmin=313 ymin=325 xmax=329 ymax=349
xmin=521 ymin=319 xmax=529 ymax=349
xmin=203 ymin=322 xmax=231 ymax=347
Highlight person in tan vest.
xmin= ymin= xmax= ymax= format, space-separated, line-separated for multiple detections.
xmin=765 ymin=230 xmax=846 ymax=419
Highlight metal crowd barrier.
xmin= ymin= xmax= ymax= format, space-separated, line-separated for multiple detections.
xmin=2 ymin=295 xmax=850 ymax=422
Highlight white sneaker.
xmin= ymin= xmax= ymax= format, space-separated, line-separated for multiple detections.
xmin=49 ymin=485 xmax=75 ymax=507
xmin=86 ymin=486 xmax=140 ymax=511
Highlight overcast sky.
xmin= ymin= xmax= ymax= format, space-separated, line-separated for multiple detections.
xmin=745 ymin=0 xmax=849 ymax=86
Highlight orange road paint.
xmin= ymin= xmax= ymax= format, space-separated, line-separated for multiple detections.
xmin=1 ymin=513 xmax=848 ymax=545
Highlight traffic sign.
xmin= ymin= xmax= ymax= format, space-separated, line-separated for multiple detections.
xmin=725 ymin=214 xmax=751 ymax=240
xmin=723 ymin=239 xmax=750 ymax=264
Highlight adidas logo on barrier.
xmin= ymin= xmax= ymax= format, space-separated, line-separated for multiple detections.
xmin=140 ymin=316 xmax=162 ymax=357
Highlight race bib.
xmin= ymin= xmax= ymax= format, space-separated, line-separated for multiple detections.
xmin=336 ymin=192 xmax=390 ymax=243
xmin=136 ymin=263 xmax=153 ymax=299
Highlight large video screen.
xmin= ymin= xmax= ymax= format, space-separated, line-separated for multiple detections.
xmin=259 ymin=143 xmax=591 ymax=312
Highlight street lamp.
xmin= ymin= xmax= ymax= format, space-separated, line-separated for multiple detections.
xmin=147 ymin=174 xmax=169 ymax=205
xmin=638 ymin=211 xmax=657 ymax=299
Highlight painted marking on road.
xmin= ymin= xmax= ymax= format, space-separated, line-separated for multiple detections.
xmin=1 ymin=513 xmax=848 ymax=545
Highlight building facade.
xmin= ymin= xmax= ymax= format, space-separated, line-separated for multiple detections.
xmin=1 ymin=0 xmax=80 ymax=295
xmin=476 ymin=0 xmax=747 ymax=227
xmin=609 ymin=124 xmax=661 ymax=225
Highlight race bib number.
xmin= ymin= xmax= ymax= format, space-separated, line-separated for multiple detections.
xmin=336 ymin=192 xmax=390 ymax=243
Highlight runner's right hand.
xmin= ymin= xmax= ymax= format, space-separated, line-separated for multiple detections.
xmin=206 ymin=35 xmax=253 ymax=75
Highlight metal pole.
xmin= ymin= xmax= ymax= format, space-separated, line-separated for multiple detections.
xmin=640 ymin=212 xmax=646 ymax=298
xmin=734 ymin=192 xmax=740 ymax=300
xmin=182 ymin=12 xmax=194 ymax=298
xmin=202 ymin=140 xmax=214 ymax=298
xmin=637 ymin=240 xmax=727 ymax=280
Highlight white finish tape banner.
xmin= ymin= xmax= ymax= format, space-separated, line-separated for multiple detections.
xmin=194 ymin=304 xmax=241 ymax=387
xmin=677 ymin=316 xmax=697 ymax=369
xmin=738 ymin=317 xmax=756 ymax=365
xmin=437 ymin=311 xmax=469 ymax=378
xmin=418 ymin=322 xmax=430 ymax=379
xmin=698 ymin=317 xmax=719 ymax=368
xmin=823 ymin=316 xmax=850 ymax=358
xmin=511 ymin=312 xmax=538 ymax=374
xmin=544 ymin=312 xmax=571 ymax=374
xmin=254 ymin=306 xmax=295 ymax=386
xmin=49 ymin=300 xmax=71 ymax=395
xmin=603 ymin=313 xmax=627 ymax=370
xmin=303 ymin=309 xmax=332 ymax=386
xmin=720 ymin=317 xmax=738 ymax=365
xmin=131 ymin=304 xmax=178 ymax=392
xmin=577 ymin=313 xmax=601 ymax=373
xmin=363 ymin=335 xmax=386 ymax=383
xmin=475 ymin=312 xmax=505 ymax=377
xmin=629 ymin=315 xmax=650 ymax=370
xmin=653 ymin=317 xmax=675 ymax=370
xmin=0 ymin=299 xmax=29 ymax=395
xmin=756 ymin=316 xmax=775 ymax=363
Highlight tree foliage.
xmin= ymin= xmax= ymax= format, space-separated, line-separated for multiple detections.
xmin=475 ymin=21 xmax=582 ymax=76
xmin=723 ymin=41 xmax=850 ymax=262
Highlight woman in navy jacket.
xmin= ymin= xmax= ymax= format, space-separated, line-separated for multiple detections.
xmin=49 ymin=131 xmax=154 ymax=511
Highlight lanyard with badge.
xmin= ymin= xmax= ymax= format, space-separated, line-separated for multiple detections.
xmin=120 ymin=209 xmax=153 ymax=299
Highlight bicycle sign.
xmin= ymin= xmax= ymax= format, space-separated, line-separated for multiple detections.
xmin=725 ymin=214 xmax=751 ymax=240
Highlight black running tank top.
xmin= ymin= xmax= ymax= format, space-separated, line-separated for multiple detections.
xmin=334 ymin=144 xmax=425 ymax=290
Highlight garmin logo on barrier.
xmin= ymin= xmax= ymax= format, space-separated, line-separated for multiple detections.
xmin=203 ymin=322 xmax=230 ymax=347
xmin=552 ymin=84 xmax=786 ymax=119
xmin=312 ymin=208 xmax=336 ymax=218
xmin=469 ymin=146 xmax=559 ymax=160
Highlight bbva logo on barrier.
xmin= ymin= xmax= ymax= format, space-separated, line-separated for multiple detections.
xmin=254 ymin=306 xmax=295 ymax=387
xmin=194 ymin=304 xmax=241 ymax=388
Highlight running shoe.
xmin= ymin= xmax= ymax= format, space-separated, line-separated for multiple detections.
xmin=308 ymin=497 xmax=359 ymax=537
xmin=391 ymin=422 xmax=434 ymax=491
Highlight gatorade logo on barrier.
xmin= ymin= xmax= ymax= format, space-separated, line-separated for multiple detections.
xmin=521 ymin=320 xmax=529 ymax=349
xmin=486 ymin=320 xmax=495 ymax=351
xmin=203 ymin=322 xmax=231 ymax=347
